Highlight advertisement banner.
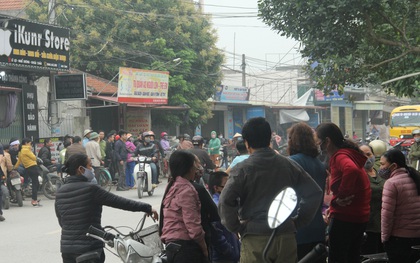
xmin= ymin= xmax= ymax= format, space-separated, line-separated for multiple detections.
xmin=126 ymin=108 xmax=151 ymax=135
xmin=118 ymin=67 xmax=169 ymax=104
xmin=246 ymin=107 xmax=266 ymax=119
xmin=215 ymin=85 xmax=249 ymax=103
xmin=227 ymin=110 xmax=234 ymax=139
xmin=0 ymin=15 xmax=70 ymax=71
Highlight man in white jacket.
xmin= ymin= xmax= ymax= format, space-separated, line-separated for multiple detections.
xmin=85 ymin=132 xmax=103 ymax=184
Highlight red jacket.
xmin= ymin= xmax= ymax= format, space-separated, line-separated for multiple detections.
xmin=329 ymin=148 xmax=371 ymax=223
xmin=381 ymin=168 xmax=420 ymax=242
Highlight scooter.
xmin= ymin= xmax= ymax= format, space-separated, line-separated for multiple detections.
xmin=78 ymin=213 xmax=167 ymax=263
xmin=22 ymin=158 xmax=63 ymax=200
xmin=6 ymin=170 xmax=23 ymax=207
xmin=134 ymin=156 xmax=155 ymax=199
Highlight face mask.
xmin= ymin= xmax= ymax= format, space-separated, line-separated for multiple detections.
xmin=163 ymin=135 xmax=168 ymax=140
xmin=219 ymin=136 xmax=222 ymax=139
xmin=416 ymin=138 xmax=420 ymax=143
xmin=144 ymin=138 xmax=151 ymax=143
xmin=364 ymin=157 xmax=375 ymax=170
xmin=378 ymin=167 xmax=392 ymax=179
xmin=82 ymin=166 xmax=95 ymax=182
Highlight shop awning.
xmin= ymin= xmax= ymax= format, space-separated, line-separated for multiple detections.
xmin=89 ymin=95 xmax=189 ymax=110
xmin=0 ymin=86 xmax=22 ymax=92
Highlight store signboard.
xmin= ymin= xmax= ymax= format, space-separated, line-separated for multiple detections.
xmin=215 ymin=85 xmax=249 ymax=103
xmin=0 ymin=15 xmax=70 ymax=71
xmin=21 ymin=84 xmax=39 ymax=139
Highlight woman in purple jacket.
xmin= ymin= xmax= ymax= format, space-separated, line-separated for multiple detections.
xmin=380 ymin=149 xmax=420 ymax=262
xmin=159 ymin=150 xmax=208 ymax=263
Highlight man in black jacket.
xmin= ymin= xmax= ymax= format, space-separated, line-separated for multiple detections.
xmin=38 ymin=138 xmax=56 ymax=168
xmin=114 ymin=130 xmax=129 ymax=191
xmin=189 ymin=135 xmax=215 ymax=185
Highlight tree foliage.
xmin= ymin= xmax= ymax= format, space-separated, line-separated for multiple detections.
xmin=27 ymin=0 xmax=223 ymax=131
xmin=258 ymin=0 xmax=420 ymax=97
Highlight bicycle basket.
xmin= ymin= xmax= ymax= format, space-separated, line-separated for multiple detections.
xmin=132 ymin=224 xmax=163 ymax=255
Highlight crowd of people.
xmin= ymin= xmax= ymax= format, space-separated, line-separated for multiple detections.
xmin=3 ymin=118 xmax=420 ymax=263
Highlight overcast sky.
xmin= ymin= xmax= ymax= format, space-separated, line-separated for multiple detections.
xmin=202 ymin=0 xmax=302 ymax=71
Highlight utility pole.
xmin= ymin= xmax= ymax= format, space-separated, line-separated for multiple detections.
xmin=241 ymin=54 xmax=246 ymax=87
xmin=48 ymin=0 xmax=59 ymax=136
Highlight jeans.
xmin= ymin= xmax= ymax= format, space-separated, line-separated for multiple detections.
xmin=26 ymin=165 xmax=41 ymax=201
xmin=150 ymin=162 xmax=158 ymax=184
xmin=117 ymin=161 xmax=127 ymax=188
xmin=0 ymin=182 xmax=3 ymax=215
xmin=328 ymin=218 xmax=366 ymax=263
xmin=385 ymin=236 xmax=420 ymax=263
xmin=125 ymin=161 xmax=135 ymax=187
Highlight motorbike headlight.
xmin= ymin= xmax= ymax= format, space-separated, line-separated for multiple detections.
xmin=127 ymin=246 xmax=145 ymax=263
xmin=116 ymin=240 xmax=128 ymax=260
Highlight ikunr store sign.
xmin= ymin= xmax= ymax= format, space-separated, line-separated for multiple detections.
xmin=0 ymin=15 xmax=70 ymax=71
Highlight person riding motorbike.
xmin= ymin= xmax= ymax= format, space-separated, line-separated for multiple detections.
xmin=38 ymin=138 xmax=56 ymax=170
xmin=188 ymin=135 xmax=215 ymax=185
xmin=133 ymin=131 xmax=160 ymax=187
xmin=160 ymin=132 xmax=171 ymax=152
xmin=409 ymin=129 xmax=420 ymax=171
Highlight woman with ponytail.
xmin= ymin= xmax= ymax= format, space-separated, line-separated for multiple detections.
xmin=315 ymin=123 xmax=371 ymax=263
xmin=380 ymin=149 xmax=420 ymax=262
xmin=159 ymin=150 xmax=208 ymax=263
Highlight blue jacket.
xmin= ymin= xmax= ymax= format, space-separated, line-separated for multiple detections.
xmin=211 ymin=193 xmax=240 ymax=262
xmin=289 ymin=153 xmax=327 ymax=244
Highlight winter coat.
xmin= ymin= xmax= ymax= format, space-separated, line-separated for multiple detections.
xmin=38 ymin=146 xmax=53 ymax=167
xmin=160 ymin=176 xmax=205 ymax=244
xmin=65 ymin=143 xmax=87 ymax=163
xmin=329 ymin=148 xmax=371 ymax=223
xmin=55 ymin=175 xmax=152 ymax=254
xmin=85 ymin=140 xmax=102 ymax=167
xmin=211 ymin=193 xmax=240 ymax=262
xmin=114 ymin=139 xmax=128 ymax=162
xmin=366 ymin=172 xmax=385 ymax=233
xmin=14 ymin=145 xmax=37 ymax=169
xmin=289 ymin=153 xmax=327 ymax=245
xmin=409 ymin=142 xmax=420 ymax=170
xmin=381 ymin=167 xmax=420 ymax=242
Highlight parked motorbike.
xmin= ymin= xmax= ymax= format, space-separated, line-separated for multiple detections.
xmin=78 ymin=213 xmax=166 ymax=263
xmin=1 ymin=182 xmax=10 ymax=209
xmin=22 ymin=158 xmax=63 ymax=200
xmin=134 ymin=156 xmax=155 ymax=198
xmin=6 ymin=170 xmax=23 ymax=207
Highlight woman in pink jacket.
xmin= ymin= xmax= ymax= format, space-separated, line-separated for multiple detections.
xmin=159 ymin=150 xmax=208 ymax=263
xmin=380 ymin=149 xmax=420 ymax=263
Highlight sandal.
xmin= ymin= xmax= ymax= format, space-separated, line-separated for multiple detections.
xmin=31 ymin=200 xmax=42 ymax=207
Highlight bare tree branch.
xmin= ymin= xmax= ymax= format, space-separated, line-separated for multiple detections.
xmin=369 ymin=50 xmax=411 ymax=69
xmin=377 ymin=10 xmax=409 ymax=45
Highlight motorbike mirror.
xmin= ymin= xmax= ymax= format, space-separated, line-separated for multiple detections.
xmin=267 ymin=187 xmax=298 ymax=229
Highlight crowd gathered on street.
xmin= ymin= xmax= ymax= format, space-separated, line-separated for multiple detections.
xmin=2 ymin=118 xmax=420 ymax=263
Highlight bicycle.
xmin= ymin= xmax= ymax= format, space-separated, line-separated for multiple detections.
xmin=96 ymin=166 xmax=113 ymax=192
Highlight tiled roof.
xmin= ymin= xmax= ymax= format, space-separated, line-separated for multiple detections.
xmin=0 ymin=0 xmax=25 ymax=11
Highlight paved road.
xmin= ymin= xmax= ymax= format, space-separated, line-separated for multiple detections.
xmin=2 ymin=183 xmax=167 ymax=263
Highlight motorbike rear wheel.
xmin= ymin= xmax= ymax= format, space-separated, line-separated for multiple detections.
xmin=97 ymin=168 xmax=112 ymax=192
xmin=16 ymin=191 xmax=23 ymax=207
xmin=42 ymin=175 xmax=63 ymax=200
xmin=2 ymin=195 xmax=10 ymax=210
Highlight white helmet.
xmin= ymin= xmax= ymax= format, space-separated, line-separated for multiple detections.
xmin=412 ymin=129 xmax=420 ymax=136
xmin=369 ymin=140 xmax=387 ymax=157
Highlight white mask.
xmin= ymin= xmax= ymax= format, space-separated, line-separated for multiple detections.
xmin=82 ymin=166 xmax=95 ymax=182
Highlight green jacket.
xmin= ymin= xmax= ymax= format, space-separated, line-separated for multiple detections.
xmin=366 ymin=172 xmax=385 ymax=233
xmin=99 ymin=140 xmax=106 ymax=159
xmin=208 ymin=138 xmax=221 ymax=155
xmin=409 ymin=142 xmax=420 ymax=170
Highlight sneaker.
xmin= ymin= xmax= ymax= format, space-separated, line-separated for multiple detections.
xmin=152 ymin=184 xmax=158 ymax=188
xmin=0 ymin=215 xmax=5 ymax=221
xmin=116 ymin=187 xmax=129 ymax=191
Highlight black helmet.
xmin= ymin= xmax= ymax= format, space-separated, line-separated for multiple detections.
xmin=192 ymin=135 xmax=204 ymax=146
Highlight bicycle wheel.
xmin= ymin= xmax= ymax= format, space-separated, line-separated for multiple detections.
xmin=97 ymin=169 xmax=112 ymax=192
